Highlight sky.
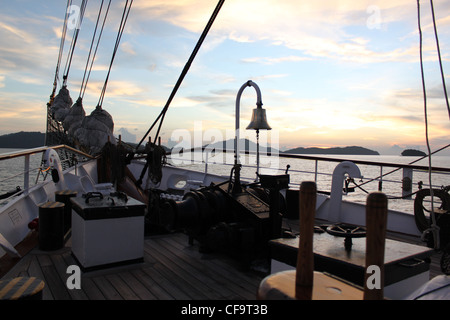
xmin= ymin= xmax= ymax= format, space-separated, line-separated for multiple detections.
xmin=0 ymin=0 xmax=449 ymax=155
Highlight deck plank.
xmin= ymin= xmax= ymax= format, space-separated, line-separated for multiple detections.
xmin=150 ymin=237 xmax=236 ymax=299
xmin=61 ymin=249 xmax=105 ymax=300
xmin=105 ymin=273 xmax=140 ymax=300
xmin=7 ymin=230 xmax=444 ymax=300
xmin=51 ymin=252 xmax=89 ymax=300
xmin=23 ymin=232 xmax=254 ymax=301
xmin=165 ymin=234 xmax=262 ymax=298
xmin=130 ymin=268 xmax=173 ymax=300
xmin=92 ymin=276 xmax=123 ymax=300
xmin=145 ymin=239 xmax=225 ymax=299
xmin=31 ymin=256 xmax=54 ymax=300
xmin=140 ymin=264 xmax=192 ymax=299
xmin=147 ymin=254 xmax=205 ymax=299
xmin=118 ymin=271 xmax=157 ymax=300
xmin=153 ymin=235 xmax=260 ymax=299
xmin=40 ymin=263 xmax=71 ymax=300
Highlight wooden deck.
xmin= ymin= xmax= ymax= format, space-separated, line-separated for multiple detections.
xmin=1 ymin=222 xmax=445 ymax=301
xmin=1 ymin=232 xmax=263 ymax=300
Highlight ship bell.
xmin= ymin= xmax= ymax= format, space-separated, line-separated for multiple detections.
xmin=246 ymin=106 xmax=271 ymax=130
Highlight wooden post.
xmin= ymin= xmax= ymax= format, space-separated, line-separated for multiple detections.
xmin=295 ymin=181 xmax=317 ymax=300
xmin=363 ymin=192 xmax=388 ymax=300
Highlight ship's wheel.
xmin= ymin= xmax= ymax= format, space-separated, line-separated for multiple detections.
xmin=326 ymin=223 xmax=367 ymax=251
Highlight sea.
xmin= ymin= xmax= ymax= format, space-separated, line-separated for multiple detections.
xmin=0 ymin=148 xmax=45 ymax=196
xmin=1 ymin=147 xmax=449 ymax=215
xmin=168 ymin=151 xmax=450 ymax=215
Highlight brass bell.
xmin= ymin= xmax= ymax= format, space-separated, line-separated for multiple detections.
xmin=246 ymin=107 xmax=271 ymax=130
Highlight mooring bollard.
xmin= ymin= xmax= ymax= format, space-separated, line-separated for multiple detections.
xmin=38 ymin=201 xmax=65 ymax=251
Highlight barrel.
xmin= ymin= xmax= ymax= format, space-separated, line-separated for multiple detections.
xmin=55 ymin=190 xmax=77 ymax=234
xmin=38 ymin=201 xmax=65 ymax=251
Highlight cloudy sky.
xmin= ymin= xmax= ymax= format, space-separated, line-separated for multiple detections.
xmin=0 ymin=0 xmax=449 ymax=154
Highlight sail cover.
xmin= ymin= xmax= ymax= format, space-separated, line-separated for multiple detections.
xmin=50 ymin=86 xmax=73 ymax=122
xmin=63 ymin=97 xmax=86 ymax=137
xmin=75 ymin=105 xmax=115 ymax=155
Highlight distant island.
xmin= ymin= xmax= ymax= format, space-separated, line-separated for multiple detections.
xmin=0 ymin=132 xmax=429 ymax=158
xmin=401 ymin=149 xmax=426 ymax=157
xmin=198 ymin=138 xmax=279 ymax=153
xmin=283 ymin=146 xmax=380 ymax=155
xmin=0 ymin=131 xmax=45 ymax=148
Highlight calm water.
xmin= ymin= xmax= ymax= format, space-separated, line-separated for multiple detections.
xmin=1 ymin=147 xmax=449 ymax=214
xmin=168 ymin=151 xmax=450 ymax=214
xmin=0 ymin=148 xmax=44 ymax=196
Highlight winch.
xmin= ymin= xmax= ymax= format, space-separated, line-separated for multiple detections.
xmin=147 ymin=174 xmax=289 ymax=265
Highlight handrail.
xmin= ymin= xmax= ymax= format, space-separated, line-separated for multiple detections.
xmin=165 ymin=147 xmax=450 ymax=173
xmin=166 ymin=147 xmax=450 ymax=205
xmin=0 ymin=144 xmax=96 ymax=161
xmin=0 ymin=145 xmax=96 ymax=200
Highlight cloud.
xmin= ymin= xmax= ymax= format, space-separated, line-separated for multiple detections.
xmin=128 ymin=0 xmax=449 ymax=65
xmin=0 ymin=20 xmax=35 ymax=43
xmin=120 ymin=41 xmax=136 ymax=56
xmin=115 ymin=127 xmax=137 ymax=143
xmin=1 ymin=0 xmax=449 ymax=153
xmin=0 ymin=16 xmax=58 ymax=69
xmin=130 ymin=1 xmax=218 ymax=33
xmin=241 ymin=55 xmax=312 ymax=65
xmin=0 ymin=92 xmax=47 ymax=133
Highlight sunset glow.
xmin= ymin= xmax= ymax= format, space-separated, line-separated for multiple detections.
xmin=0 ymin=0 xmax=449 ymax=154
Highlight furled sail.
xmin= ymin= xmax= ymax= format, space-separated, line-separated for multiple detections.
xmin=74 ymin=105 xmax=115 ymax=155
xmin=50 ymin=86 xmax=73 ymax=121
xmin=63 ymin=97 xmax=86 ymax=136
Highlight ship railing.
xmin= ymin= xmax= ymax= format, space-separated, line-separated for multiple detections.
xmin=0 ymin=145 xmax=95 ymax=203
xmin=166 ymin=148 xmax=450 ymax=210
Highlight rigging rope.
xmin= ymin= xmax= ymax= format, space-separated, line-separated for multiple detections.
xmin=348 ymin=2 xmax=449 ymax=221
xmin=430 ymin=0 xmax=450 ymax=120
xmin=350 ymin=143 xmax=450 ymax=192
xmin=418 ymin=0 xmax=439 ymax=249
xmin=62 ymin=0 xmax=88 ymax=87
xmin=135 ymin=0 xmax=226 ymax=152
xmin=79 ymin=0 xmax=112 ymax=99
xmin=97 ymin=0 xmax=133 ymax=109
xmin=52 ymin=0 xmax=72 ymax=98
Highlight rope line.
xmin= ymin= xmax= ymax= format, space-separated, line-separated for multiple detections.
xmin=63 ymin=0 xmax=88 ymax=86
xmin=79 ymin=0 xmax=112 ymax=99
xmin=418 ymin=0 xmax=439 ymax=249
xmin=135 ymin=0 xmax=226 ymax=151
xmin=430 ymin=0 xmax=450 ymax=120
xmin=97 ymin=0 xmax=133 ymax=109
xmin=52 ymin=0 xmax=72 ymax=97
xmin=350 ymin=143 xmax=450 ymax=191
